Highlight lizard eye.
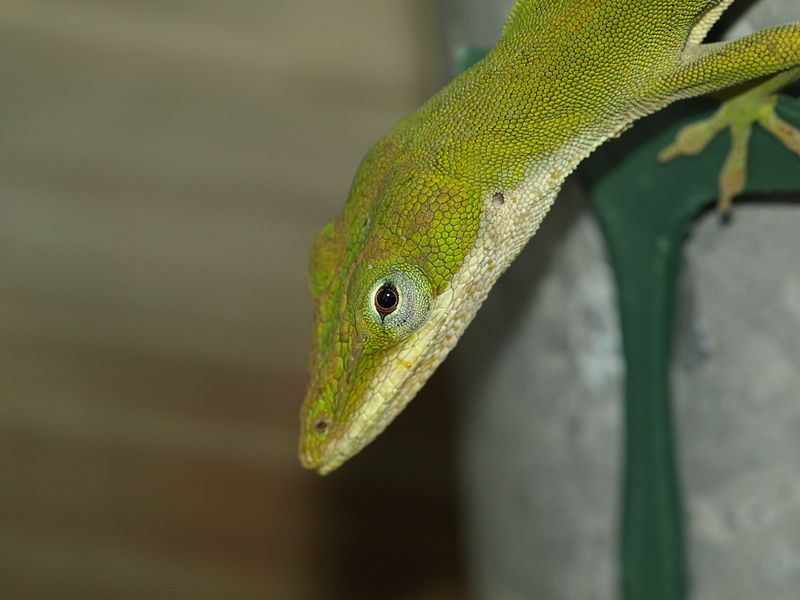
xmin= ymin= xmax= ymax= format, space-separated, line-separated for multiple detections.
xmin=374 ymin=284 xmax=399 ymax=315
xmin=360 ymin=265 xmax=433 ymax=343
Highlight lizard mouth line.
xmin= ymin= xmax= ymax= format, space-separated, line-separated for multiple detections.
xmin=311 ymin=305 xmax=455 ymax=474
xmin=311 ymin=354 xmax=422 ymax=474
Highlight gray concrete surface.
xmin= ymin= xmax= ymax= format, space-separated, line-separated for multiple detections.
xmin=454 ymin=183 xmax=622 ymax=600
xmin=675 ymin=208 xmax=800 ymax=600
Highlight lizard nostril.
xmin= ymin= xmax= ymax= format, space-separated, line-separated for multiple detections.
xmin=492 ymin=191 xmax=505 ymax=206
xmin=314 ymin=419 xmax=330 ymax=434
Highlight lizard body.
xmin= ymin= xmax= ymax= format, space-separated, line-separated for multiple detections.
xmin=299 ymin=0 xmax=800 ymax=474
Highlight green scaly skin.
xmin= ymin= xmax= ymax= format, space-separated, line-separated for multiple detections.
xmin=300 ymin=0 xmax=800 ymax=474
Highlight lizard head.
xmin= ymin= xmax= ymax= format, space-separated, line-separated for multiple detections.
xmin=297 ymin=134 xmax=504 ymax=474
xmin=298 ymin=129 xmax=553 ymax=474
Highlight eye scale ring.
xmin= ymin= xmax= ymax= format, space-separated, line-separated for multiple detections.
xmin=374 ymin=284 xmax=399 ymax=315
xmin=358 ymin=265 xmax=432 ymax=343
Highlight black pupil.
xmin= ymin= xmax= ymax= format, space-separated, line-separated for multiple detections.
xmin=376 ymin=285 xmax=398 ymax=312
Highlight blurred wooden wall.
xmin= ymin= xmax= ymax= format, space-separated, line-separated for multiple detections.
xmin=0 ymin=2 xmax=460 ymax=599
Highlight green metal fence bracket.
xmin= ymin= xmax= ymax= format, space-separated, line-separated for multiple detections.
xmin=582 ymin=95 xmax=800 ymax=600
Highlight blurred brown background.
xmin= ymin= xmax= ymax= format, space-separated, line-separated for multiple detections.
xmin=0 ymin=1 xmax=464 ymax=598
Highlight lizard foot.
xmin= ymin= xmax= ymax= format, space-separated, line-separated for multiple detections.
xmin=658 ymin=90 xmax=800 ymax=213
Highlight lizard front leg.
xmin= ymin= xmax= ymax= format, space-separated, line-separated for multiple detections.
xmin=659 ymin=67 xmax=800 ymax=211
xmin=645 ymin=12 xmax=800 ymax=210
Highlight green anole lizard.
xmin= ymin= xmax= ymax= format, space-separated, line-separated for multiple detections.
xmin=299 ymin=0 xmax=800 ymax=474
